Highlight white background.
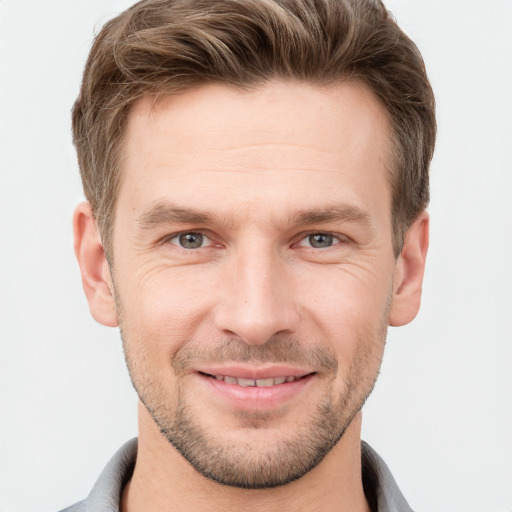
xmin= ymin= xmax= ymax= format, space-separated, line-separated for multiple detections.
xmin=0 ymin=1 xmax=511 ymax=511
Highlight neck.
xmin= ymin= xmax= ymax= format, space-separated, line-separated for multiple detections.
xmin=122 ymin=402 xmax=370 ymax=512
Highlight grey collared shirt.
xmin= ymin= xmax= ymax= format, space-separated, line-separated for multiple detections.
xmin=59 ymin=439 xmax=413 ymax=512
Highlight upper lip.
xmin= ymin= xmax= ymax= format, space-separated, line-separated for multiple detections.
xmin=194 ymin=364 xmax=315 ymax=380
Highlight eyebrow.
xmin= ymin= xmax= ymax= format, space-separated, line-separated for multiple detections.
xmin=137 ymin=202 xmax=223 ymax=228
xmin=290 ymin=205 xmax=371 ymax=226
xmin=137 ymin=201 xmax=372 ymax=230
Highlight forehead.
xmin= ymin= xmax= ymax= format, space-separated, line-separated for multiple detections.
xmin=120 ymin=80 xmax=392 ymax=225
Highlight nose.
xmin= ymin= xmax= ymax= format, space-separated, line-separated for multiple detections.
xmin=213 ymin=244 xmax=300 ymax=345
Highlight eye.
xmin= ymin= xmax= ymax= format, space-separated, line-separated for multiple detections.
xmin=170 ymin=232 xmax=208 ymax=249
xmin=298 ymin=233 xmax=341 ymax=249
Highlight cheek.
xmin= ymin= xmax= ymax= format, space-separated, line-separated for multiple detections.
xmin=312 ymin=290 xmax=388 ymax=402
xmin=301 ymin=265 xmax=392 ymax=359
xmin=115 ymin=264 xmax=218 ymax=358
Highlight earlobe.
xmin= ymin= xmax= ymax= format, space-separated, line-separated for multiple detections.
xmin=389 ymin=211 xmax=429 ymax=327
xmin=73 ymin=202 xmax=118 ymax=327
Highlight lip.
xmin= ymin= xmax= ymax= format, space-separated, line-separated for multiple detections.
xmin=194 ymin=365 xmax=316 ymax=410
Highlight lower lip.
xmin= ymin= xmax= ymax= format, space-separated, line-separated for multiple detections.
xmin=197 ymin=373 xmax=315 ymax=410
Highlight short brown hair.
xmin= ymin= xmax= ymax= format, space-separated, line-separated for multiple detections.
xmin=72 ymin=0 xmax=435 ymax=257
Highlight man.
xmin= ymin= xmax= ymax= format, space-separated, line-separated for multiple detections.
xmin=65 ymin=0 xmax=435 ymax=510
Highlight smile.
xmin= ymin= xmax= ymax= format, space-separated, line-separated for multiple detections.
xmin=194 ymin=366 xmax=317 ymax=409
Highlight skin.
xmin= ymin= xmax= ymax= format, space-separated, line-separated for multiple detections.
xmin=74 ymin=80 xmax=429 ymax=512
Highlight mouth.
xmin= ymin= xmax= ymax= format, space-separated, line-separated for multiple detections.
xmin=194 ymin=367 xmax=317 ymax=410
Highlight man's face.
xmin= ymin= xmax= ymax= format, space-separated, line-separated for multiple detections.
xmin=110 ymin=81 xmax=400 ymax=488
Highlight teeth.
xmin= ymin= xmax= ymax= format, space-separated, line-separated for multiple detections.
xmin=213 ymin=374 xmax=298 ymax=386
xmin=255 ymin=378 xmax=274 ymax=387
xmin=238 ymin=378 xmax=255 ymax=387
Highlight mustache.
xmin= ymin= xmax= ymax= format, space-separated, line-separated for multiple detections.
xmin=172 ymin=336 xmax=338 ymax=374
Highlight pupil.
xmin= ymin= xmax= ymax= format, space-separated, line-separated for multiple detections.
xmin=179 ymin=233 xmax=203 ymax=248
xmin=310 ymin=234 xmax=333 ymax=248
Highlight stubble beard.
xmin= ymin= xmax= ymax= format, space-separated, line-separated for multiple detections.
xmin=120 ymin=326 xmax=386 ymax=489
xmin=151 ymin=374 xmax=367 ymax=489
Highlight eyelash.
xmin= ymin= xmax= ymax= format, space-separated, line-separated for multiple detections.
xmin=295 ymin=232 xmax=346 ymax=249
xmin=164 ymin=231 xmax=215 ymax=250
xmin=162 ymin=230 xmax=348 ymax=250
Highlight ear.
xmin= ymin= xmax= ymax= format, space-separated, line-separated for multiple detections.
xmin=73 ymin=202 xmax=118 ymax=327
xmin=389 ymin=211 xmax=429 ymax=327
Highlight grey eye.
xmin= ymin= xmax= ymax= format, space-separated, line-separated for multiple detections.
xmin=178 ymin=232 xmax=204 ymax=249
xmin=308 ymin=233 xmax=334 ymax=248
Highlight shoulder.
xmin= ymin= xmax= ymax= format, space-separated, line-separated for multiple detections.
xmin=57 ymin=500 xmax=86 ymax=512
xmin=361 ymin=441 xmax=414 ymax=512
xmin=56 ymin=439 xmax=137 ymax=512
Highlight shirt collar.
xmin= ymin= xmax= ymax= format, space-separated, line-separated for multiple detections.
xmin=361 ymin=440 xmax=414 ymax=512
xmin=79 ymin=438 xmax=413 ymax=512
